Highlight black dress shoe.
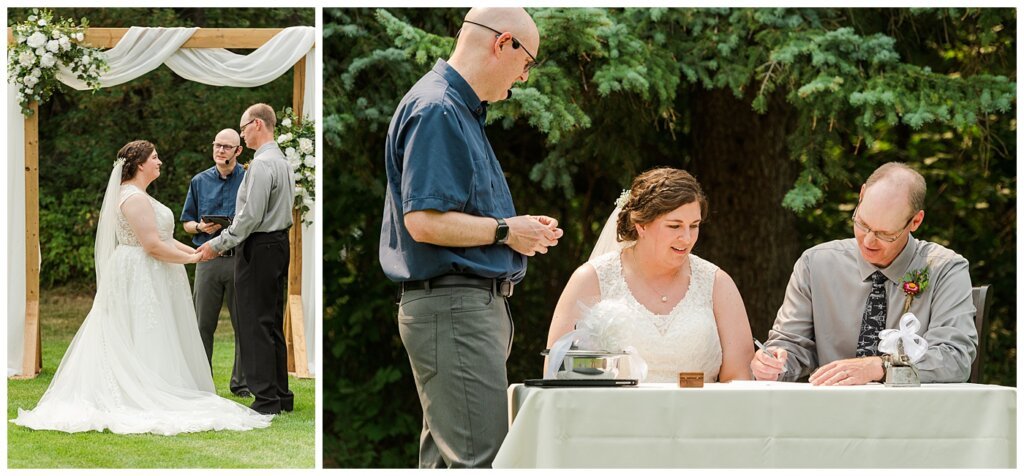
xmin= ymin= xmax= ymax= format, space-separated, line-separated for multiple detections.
xmin=234 ymin=390 xmax=253 ymax=398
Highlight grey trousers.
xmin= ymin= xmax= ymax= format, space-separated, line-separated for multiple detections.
xmin=194 ymin=254 xmax=247 ymax=394
xmin=398 ymin=284 xmax=514 ymax=468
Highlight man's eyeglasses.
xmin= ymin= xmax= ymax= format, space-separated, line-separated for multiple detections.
xmin=212 ymin=142 xmax=240 ymax=151
xmin=851 ymin=205 xmax=916 ymax=243
xmin=462 ymin=20 xmax=538 ymax=74
xmin=239 ymin=118 xmax=256 ymax=133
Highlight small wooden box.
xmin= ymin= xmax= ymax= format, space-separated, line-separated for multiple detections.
xmin=678 ymin=372 xmax=704 ymax=388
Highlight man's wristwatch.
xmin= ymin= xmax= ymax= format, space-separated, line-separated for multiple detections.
xmin=493 ymin=217 xmax=510 ymax=245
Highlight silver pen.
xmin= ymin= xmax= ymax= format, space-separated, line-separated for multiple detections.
xmin=753 ymin=338 xmax=790 ymax=374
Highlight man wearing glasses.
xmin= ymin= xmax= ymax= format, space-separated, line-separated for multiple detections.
xmin=381 ymin=7 xmax=561 ymax=468
xmin=180 ymin=128 xmax=249 ymax=398
xmin=752 ymin=162 xmax=977 ymax=385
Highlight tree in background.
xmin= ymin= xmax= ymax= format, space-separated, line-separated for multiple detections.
xmin=7 ymin=7 xmax=314 ymax=287
xmin=323 ymin=8 xmax=1015 ymax=467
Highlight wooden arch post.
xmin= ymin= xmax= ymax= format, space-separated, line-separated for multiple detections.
xmin=8 ymin=27 xmax=311 ymax=379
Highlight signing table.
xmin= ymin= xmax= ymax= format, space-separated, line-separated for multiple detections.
xmin=493 ymin=381 xmax=1016 ymax=468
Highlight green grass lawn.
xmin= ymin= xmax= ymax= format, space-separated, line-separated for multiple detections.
xmin=7 ymin=289 xmax=315 ymax=469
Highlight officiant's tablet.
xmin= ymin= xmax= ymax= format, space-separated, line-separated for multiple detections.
xmin=524 ymin=379 xmax=637 ymax=387
xmin=201 ymin=215 xmax=232 ymax=227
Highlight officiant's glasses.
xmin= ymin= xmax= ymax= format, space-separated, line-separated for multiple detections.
xmin=212 ymin=143 xmax=240 ymax=151
xmin=459 ymin=20 xmax=539 ymax=74
xmin=851 ymin=205 xmax=916 ymax=243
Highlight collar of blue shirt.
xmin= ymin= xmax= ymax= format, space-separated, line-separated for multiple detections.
xmin=432 ymin=59 xmax=487 ymax=119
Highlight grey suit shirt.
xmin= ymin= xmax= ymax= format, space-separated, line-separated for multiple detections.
xmin=766 ymin=235 xmax=978 ymax=383
xmin=208 ymin=142 xmax=295 ymax=253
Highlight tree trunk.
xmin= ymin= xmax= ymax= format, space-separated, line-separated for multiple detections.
xmin=689 ymin=88 xmax=802 ymax=341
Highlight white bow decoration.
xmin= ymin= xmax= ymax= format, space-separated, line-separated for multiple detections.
xmin=878 ymin=313 xmax=929 ymax=363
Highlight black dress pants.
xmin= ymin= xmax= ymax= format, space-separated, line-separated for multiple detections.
xmin=235 ymin=230 xmax=293 ymax=414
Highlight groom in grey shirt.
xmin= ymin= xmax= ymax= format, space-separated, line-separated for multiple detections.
xmin=199 ymin=103 xmax=296 ymax=414
xmin=752 ymin=162 xmax=977 ymax=385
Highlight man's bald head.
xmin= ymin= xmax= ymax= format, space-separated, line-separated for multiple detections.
xmin=863 ymin=162 xmax=927 ymax=215
xmin=449 ymin=8 xmax=539 ymax=103
xmin=462 ymin=7 xmax=539 ymax=49
xmin=215 ymin=128 xmax=240 ymax=146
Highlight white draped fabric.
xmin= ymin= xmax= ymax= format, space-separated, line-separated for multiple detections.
xmin=7 ymin=26 xmax=317 ymax=377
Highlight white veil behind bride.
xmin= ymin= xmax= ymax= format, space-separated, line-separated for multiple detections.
xmin=94 ymin=158 xmax=124 ymax=286
xmin=588 ymin=204 xmax=635 ymax=262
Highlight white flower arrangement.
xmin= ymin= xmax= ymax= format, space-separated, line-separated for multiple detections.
xmin=7 ymin=9 xmax=107 ymax=116
xmin=274 ymin=106 xmax=315 ymax=225
xmin=575 ymin=298 xmax=633 ymax=352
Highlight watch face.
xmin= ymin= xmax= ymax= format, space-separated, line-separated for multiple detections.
xmin=497 ymin=224 xmax=510 ymax=242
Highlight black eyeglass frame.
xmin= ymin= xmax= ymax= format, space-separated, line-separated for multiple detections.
xmin=851 ymin=205 xmax=917 ymax=243
xmin=460 ymin=20 xmax=539 ymax=73
xmin=239 ymin=118 xmax=257 ymax=134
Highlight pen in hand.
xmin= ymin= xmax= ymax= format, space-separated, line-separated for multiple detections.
xmin=753 ymin=338 xmax=790 ymax=374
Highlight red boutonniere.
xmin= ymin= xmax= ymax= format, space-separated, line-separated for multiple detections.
xmin=900 ymin=266 xmax=930 ymax=313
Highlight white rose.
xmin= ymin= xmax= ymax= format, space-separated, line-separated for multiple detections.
xmin=28 ymin=15 xmax=37 ymax=22
xmin=35 ymin=47 xmax=46 ymax=56
xmin=31 ymin=68 xmax=42 ymax=78
xmin=46 ymin=40 xmax=60 ymax=52
xmin=38 ymin=19 xmax=47 ymax=26
xmin=18 ymin=50 xmax=35 ymax=67
xmin=277 ymin=133 xmax=293 ymax=144
xmin=75 ymin=32 xmax=85 ymax=42
xmin=27 ymin=31 xmax=47 ymax=48
xmin=59 ymin=37 xmax=71 ymax=51
xmin=39 ymin=53 xmax=57 ymax=68
xmin=298 ymin=138 xmax=313 ymax=154
xmin=26 ymin=88 xmax=34 ymax=94
xmin=303 ymin=196 xmax=314 ymax=208
xmin=285 ymin=147 xmax=298 ymax=158
xmin=23 ymin=75 xmax=39 ymax=87
xmin=303 ymin=155 xmax=315 ymax=168
xmin=281 ymin=118 xmax=292 ymax=128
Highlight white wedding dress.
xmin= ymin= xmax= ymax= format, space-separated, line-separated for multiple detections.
xmin=590 ymin=250 xmax=723 ymax=382
xmin=12 ymin=182 xmax=272 ymax=435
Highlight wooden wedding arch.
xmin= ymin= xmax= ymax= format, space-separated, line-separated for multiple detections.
xmin=7 ymin=27 xmax=311 ymax=379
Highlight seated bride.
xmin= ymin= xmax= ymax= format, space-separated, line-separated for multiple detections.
xmin=546 ymin=167 xmax=753 ymax=382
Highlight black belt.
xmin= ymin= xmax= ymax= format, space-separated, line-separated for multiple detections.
xmin=403 ymin=274 xmax=514 ymax=298
xmin=220 ymin=248 xmax=235 ymax=257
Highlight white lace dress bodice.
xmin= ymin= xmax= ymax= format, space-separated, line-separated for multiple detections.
xmin=591 ymin=251 xmax=723 ymax=382
xmin=115 ymin=184 xmax=174 ymax=245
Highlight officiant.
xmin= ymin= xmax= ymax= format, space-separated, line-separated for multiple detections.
xmin=379 ymin=7 xmax=563 ymax=468
xmin=751 ymin=162 xmax=978 ymax=385
xmin=181 ymin=128 xmax=249 ymax=398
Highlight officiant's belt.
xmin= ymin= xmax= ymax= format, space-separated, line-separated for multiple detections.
xmin=403 ymin=274 xmax=514 ymax=298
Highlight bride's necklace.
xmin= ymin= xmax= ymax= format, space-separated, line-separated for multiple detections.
xmin=631 ymin=248 xmax=685 ymax=303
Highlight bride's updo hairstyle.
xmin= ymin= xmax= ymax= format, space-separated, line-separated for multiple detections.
xmin=118 ymin=140 xmax=156 ymax=182
xmin=616 ymin=167 xmax=708 ymax=242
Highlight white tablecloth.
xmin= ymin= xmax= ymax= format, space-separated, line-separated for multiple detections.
xmin=493 ymin=382 xmax=1016 ymax=468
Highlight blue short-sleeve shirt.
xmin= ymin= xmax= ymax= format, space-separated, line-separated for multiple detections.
xmin=180 ymin=163 xmax=245 ymax=246
xmin=380 ymin=59 xmax=526 ymax=283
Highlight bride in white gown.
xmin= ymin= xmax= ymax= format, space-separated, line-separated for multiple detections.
xmin=546 ymin=167 xmax=754 ymax=383
xmin=12 ymin=140 xmax=272 ymax=435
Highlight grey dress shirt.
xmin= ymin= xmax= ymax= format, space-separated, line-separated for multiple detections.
xmin=766 ymin=235 xmax=977 ymax=383
xmin=208 ymin=142 xmax=295 ymax=253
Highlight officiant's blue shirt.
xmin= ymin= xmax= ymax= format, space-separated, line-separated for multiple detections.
xmin=380 ymin=59 xmax=525 ymax=283
xmin=180 ymin=163 xmax=245 ymax=246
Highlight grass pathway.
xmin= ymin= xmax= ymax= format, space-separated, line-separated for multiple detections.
xmin=7 ymin=290 xmax=315 ymax=468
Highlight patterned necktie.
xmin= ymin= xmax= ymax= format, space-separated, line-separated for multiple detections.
xmin=856 ymin=271 xmax=888 ymax=357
